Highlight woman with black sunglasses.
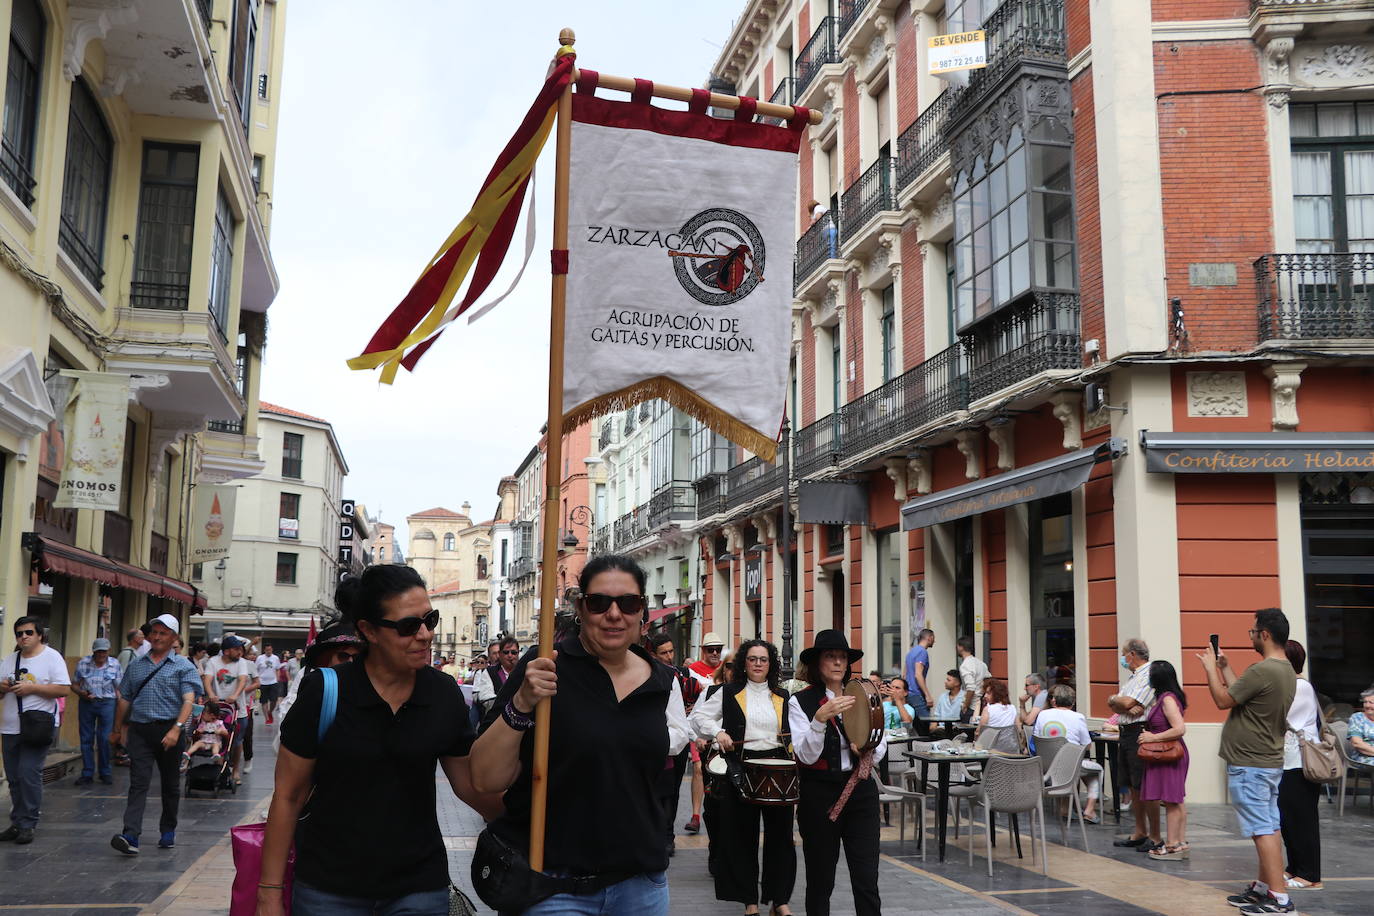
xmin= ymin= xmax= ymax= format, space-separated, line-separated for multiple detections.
xmin=468 ymin=553 xmax=692 ymax=915
xmin=257 ymin=565 xmax=502 ymax=916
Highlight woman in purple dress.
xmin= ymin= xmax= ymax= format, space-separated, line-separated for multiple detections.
xmin=1140 ymin=660 xmax=1190 ymax=861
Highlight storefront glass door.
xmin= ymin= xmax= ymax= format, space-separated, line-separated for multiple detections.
xmin=1030 ymin=493 xmax=1075 ymax=689
xmin=1302 ymin=506 xmax=1374 ymax=706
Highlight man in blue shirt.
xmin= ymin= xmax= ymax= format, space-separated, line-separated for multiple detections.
xmin=73 ymin=638 xmax=121 ymax=785
xmin=109 ymin=613 xmax=202 ymax=855
xmin=903 ymin=629 xmax=936 ymax=730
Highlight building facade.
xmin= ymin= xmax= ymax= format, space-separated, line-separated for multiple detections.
xmin=0 ymin=0 xmax=287 ymax=745
xmin=193 ymin=401 xmax=347 ymax=648
xmin=509 ymin=445 xmax=543 ymax=643
xmin=407 ymin=503 xmax=493 ymax=664
xmin=700 ymin=0 xmax=1374 ymax=802
xmin=489 ymin=476 xmax=516 ymax=637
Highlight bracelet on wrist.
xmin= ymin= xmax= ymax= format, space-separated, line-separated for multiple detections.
xmin=502 ymin=699 xmax=535 ymax=731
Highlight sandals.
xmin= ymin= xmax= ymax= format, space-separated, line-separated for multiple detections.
xmin=1285 ymin=877 xmax=1322 ymax=890
xmin=1149 ymin=842 xmax=1190 ymax=860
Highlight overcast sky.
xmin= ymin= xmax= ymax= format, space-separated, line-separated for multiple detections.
xmin=262 ymin=0 xmax=748 ymax=543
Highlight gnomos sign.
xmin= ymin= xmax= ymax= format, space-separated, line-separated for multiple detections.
xmin=929 ymin=30 xmax=987 ymax=75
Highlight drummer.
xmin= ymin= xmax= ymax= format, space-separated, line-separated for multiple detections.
xmin=787 ymin=630 xmax=886 ymax=916
xmin=690 ymin=640 xmax=795 ymax=916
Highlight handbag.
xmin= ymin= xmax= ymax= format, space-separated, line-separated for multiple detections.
xmin=12 ymin=652 xmax=56 ymax=748
xmin=228 ymin=668 xmax=339 ymax=916
xmin=1137 ymin=739 xmax=1184 ymax=764
xmin=448 ymin=883 xmax=478 ymax=916
xmin=470 ymin=827 xmax=633 ymax=911
xmin=1292 ymin=724 xmax=1342 ymax=785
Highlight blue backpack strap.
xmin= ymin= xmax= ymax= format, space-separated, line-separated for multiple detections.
xmin=318 ymin=667 xmax=338 ymax=744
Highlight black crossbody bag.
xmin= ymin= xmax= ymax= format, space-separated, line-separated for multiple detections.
xmin=471 ymin=828 xmax=634 ymax=911
xmin=11 ymin=652 xmax=56 ymax=748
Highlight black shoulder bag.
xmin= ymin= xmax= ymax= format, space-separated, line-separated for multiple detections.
xmin=12 ymin=652 xmax=56 ymax=748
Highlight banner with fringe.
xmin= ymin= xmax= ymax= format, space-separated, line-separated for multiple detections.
xmin=562 ymin=81 xmax=803 ymax=460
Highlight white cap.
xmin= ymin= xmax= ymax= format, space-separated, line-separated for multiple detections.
xmin=150 ymin=613 xmax=180 ymax=634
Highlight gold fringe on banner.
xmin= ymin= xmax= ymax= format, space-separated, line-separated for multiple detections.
xmin=564 ymin=376 xmax=779 ymax=463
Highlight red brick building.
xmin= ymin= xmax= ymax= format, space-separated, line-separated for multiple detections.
xmin=694 ymin=0 xmax=1374 ymax=801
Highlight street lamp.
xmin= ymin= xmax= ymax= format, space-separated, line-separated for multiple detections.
xmin=563 ymin=504 xmax=593 ymax=548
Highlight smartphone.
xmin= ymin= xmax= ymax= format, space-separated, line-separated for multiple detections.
xmin=1209 ymin=634 xmax=1220 ymax=657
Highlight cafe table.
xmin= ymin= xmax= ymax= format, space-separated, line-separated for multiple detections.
xmin=1089 ymin=730 xmax=1122 ymax=822
xmin=904 ymin=745 xmax=1029 ymax=862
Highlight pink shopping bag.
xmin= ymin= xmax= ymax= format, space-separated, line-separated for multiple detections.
xmin=229 ymin=822 xmax=295 ymax=915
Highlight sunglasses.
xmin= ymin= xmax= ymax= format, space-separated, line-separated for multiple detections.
xmin=582 ymin=593 xmax=646 ymax=615
xmin=15 ymin=629 xmax=36 ymax=637
xmin=373 ymin=609 xmax=440 ymax=638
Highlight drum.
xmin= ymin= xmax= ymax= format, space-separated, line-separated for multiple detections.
xmin=841 ymin=678 xmax=884 ymax=754
xmin=741 ymin=757 xmax=800 ymax=806
xmin=704 ymin=749 xmax=731 ymax=800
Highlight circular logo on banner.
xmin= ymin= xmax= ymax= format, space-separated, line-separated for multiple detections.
xmin=669 ymin=208 xmax=766 ymax=306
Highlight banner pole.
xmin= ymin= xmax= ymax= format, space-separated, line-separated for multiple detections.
xmin=529 ymin=27 xmax=575 ymax=874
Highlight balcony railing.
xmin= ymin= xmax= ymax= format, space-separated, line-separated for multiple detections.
xmin=1256 ymin=252 xmax=1374 ymax=341
xmin=964 ymin=293 xmax=1080 ymax=401
xmin=796 ymin=17 xmax=841 ymax=96
xmin=795 ymin=413 xmax=844 ymax=479
xmin=840 ymin=156 xmax=896 ymax=243
xmin=510 ymin=555 xmax=536 ymax=580
xmin=592 ymin=526 xmax=611 ymax=556
xmin=59 ymin=217 xmax=105 ymax=290
xmin=647 ymin=484 xmax=696 ymax=530
xmin=130 ymin=281 xmax=191 ymax=310
xmin=725 ymin=456 xmax=783 ymax=511
xmin=694 ymin=472 xmax=729 ymax=519
xmin=103 ymin=511 xmax=132 ymax=563
xmin=208 ymin=417 xmax=244 ymax=434
xmin=196 ymin=0 xmax=213 ymax=31
xmin=762 ymin=78 xmax=798 ymax=126
xmin=598 ymin=417 xmax=615 ymax=451
xmin=838 ymin=0 xmax=870 ymax=40
xmin=0 ymin=138 xmax=37 ymax=208
xmin=795 ymin=214 xmax=840 ymax=292
xmin=897 ymin=90 xmax=951 ymax=190
xmin=613 ymin=509 xmax=651 ymax=549
xmin=624 ymin=410 xmax=636 ymax=435
xmin=841 ymin=344 xmax=971 ymax=456
xmin=948 ymin=0 xmax=1068 ymax=125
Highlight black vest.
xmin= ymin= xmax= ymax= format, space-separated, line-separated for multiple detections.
xmin=793 ymin=685 xmax=846 ymax=781
xmin=719 ymin=682 xmax=790 ymax=745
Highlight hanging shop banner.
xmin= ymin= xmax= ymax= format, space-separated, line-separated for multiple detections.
xmin=53 ymin=371 xmax=130 ymax=511
xmin=560 ymin=85 xmax=805 ymax=461
xmin=745 ymin=555 xmax=763 ymax=602
xmin=928 ymin=30 xmax=987 ymax=75
xmin=189 ymin=486 xmax=237 ymax=564
xmin=1141 ymin=431 xmax=1374 ymax=473
xmin=798 ymin=480 xmax=870 ymax=526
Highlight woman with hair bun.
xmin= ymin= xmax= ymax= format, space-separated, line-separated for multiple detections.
xmin=256 ymin=566 xmax=501 ymax=916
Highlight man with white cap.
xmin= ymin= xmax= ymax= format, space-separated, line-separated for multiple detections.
xmin=73 ymin=637 xmax=121 ymax=786
xmin=110 ymin=613 xmax=201 ymax=855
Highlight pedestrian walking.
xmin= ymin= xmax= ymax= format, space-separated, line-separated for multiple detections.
xmin=1140 ymin=661 xmax=1190 ymax=861
xmin=468 ymin=554 xmax=691 ymax=915
xmin=73 ymin=637 xmax=121 ymax=786
xmin=257 ymin=566 xmax=499 ymax=916
xmin=472 ymin=637 xmax=519 ymax=717
xmin=0 ymin=616 xmax=71 ymax=845
xmin=691 ymin=639 xmax=796 ymax=916
xmin=115 ymin=628 xmax=149 ymax=669
xmin=903 ymin=628 xmax=935 ymax=732
xmin=110 ymin=613 xmax=202 ymax=854
xmin=1201 ymin=608 xmax=1298 ymax=915
xmin=255 ymin=643 xmax=282 ymax=724
xmin=1109 ymin=638 xmax=1161 ymax=852
xmin=955 ymin=635 xmax=990 ymax=722
xmin=202 ymin=636 xmax=253 ymax=784
xmin=788 ymin=630 xmax=887 ymax=916
xmin=1278 ymin=639 xmax=1322 ymax=890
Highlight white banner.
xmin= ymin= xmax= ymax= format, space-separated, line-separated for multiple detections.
xmin=190 ymin=485 xmax=237 ymax=564
xmin=929 ymin=30 xmax=987 ymax=75
xmin=54 ymin=371 xmax=130 ymax=511
xmin=561 ymin=95 xmax=800 ymax=459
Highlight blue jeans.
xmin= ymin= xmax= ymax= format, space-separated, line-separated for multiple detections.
xmin=79 ymin=697 xmax=115 ymax=779
xmin=1227 ymin=764 xmax=1283 ymax=837
xmin=522 ymin=872 xmax=669 ymax=916
xmin=292 ymin=879 xmax=449 ymax=915
xmin=1 ymin=732 xmax=48 ymax=829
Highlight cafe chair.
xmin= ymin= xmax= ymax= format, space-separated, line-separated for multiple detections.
xmin=1032 ymin=734 xmax=1069 ymax=776
xmin=1330 ymin=720 xmax=1374 ymax=815
xmin=1041 ymin=742 xmax=1090 ymax=850
xmin=969 ymin=756 xmax=1049 ymax=877
xmin=874 ymin=773 xmax=927 ymax=859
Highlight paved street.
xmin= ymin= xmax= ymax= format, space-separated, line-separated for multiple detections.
xmin=5 ymin=718 xmax=1374 ymax=915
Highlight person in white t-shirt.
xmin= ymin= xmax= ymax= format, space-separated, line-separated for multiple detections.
xmin=1 ymin=617 xmax=72 ymax=843
xmin=1033 ymin=684 xmax=1104 ymax=823
xmin=201 ymin=636 xmax=253 ymax=784
xmin=255 ymin=644 xmax=282 ymax=725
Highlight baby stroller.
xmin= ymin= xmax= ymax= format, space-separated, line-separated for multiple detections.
xmin=183 ymin=705 xmax=238 ymax=798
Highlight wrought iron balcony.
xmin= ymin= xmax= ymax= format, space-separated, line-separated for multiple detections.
xmin=695 ymin=472 xmax=729 ymax=519
xmin=598 ymin=417 xmax=615 ymax=451
xmin=592 ymin=526 xmax=611 ymax=556
xmin=964 ymin=292 xmax=1080 ymax=402
xmin=795 ymin=214 xmax=840 ymax=292
xmin=647 ymin=484 xmax=696 ymax=530
xmin=948 ymin=0 xmax=1068 ymax=126
xmin=196 ymin=0 xmax=213 ymax=31
xmin=0 ymin=138 xmax=37 ymax=208
xmin=794 ymin=414 xmax=844 ymax=479
xmin=725 ymin=457 xmax=783 ymax=511
xmin=208 ymin=417 xmax=245 ymax=434
xmin=1256 ymin=252 xmax=1374 ymax=341
xmin=510 ymin=555 xmax=536 ymax=580
xmin=762 ymin=78 xmax=798 ymax=126
xmin=59 ymin=216 xmax=105 ymax=290
xmin=840 ymin=156 xmax=897 ymax=244
xmin=130 ymin=281 xmax=191 ymax=310
xmin=623 ymin=410 xmax=636 ymax=435
xmin=796 ymin=17 xmax=841 ymax=97
xmin=840 ymin=344 xmax=971 ymax=457
xmin=897 ymin=90 xmax=951 ymax=190
xmin=838 ymin=0 xmax=870 ymax=40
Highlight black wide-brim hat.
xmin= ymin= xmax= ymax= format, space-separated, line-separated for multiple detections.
xmin=799 ymin=629 xmax=863 ymax=667
xmin=304 ymin=620 xmax=363 ymax=669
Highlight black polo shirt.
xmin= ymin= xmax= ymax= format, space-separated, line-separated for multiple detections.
xmin=481 ymin=636 xmax=675 ymax=876
xmin=280 ymin=662 xmax=474 ymax=898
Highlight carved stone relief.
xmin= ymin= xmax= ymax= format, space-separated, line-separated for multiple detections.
xmin=987 ymin=419 xmax=1015 ymax=472
xmin=1050 ymin=392 xmax=1083 ymax=450
xmin=954 ymin=430 xmax=981 ymax=480
xmin=1299 ymin=43 xmax=1374 ymax=84
xmin=1186 ymin=371 xmax=1248 ymax=418
xmin=1264 ymin=363 xmax=1305 ymax=431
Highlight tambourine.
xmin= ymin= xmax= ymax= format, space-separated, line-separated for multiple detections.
xmin=841 ymin=678 xmax=884 ymax=754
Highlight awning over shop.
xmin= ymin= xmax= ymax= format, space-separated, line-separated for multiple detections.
xmin=649 ymin=603 xmax=687 ymax=624
xmin=901 ymin=438 xmax=1127 ymax=530
xmin=1140 ymin=431 xmax=1374 ymax=474
xmin=25 ymin=534 xmax=207 ymax=610
xmin=798 ymin=480 xmax=870 ymax=526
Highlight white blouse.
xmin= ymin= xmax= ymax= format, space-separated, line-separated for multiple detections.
xmin=985 ymin=703 xmax=1017 ymax=728
xmin=690 ymin=679 xmax=783 ymax=750
xmin=1283 ymin=678 xmax=1320 ymax=772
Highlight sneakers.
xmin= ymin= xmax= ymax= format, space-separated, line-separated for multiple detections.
xmin=15 ymin=828 xmax=34 ymax=844
xmin=1113 ymin=835 xmax=1150 ymax=848
xmin=242 ymin=760 xmax=253 ymax=774
xmin=1228 ymin=885 xmax=1270 ymax=908
xmin=0 ymin=826 xmax=20 ymax=842
xmin=111 ymin=833 xmax=140 ymax=855
xmin=1239 ymin=898 xmax=1295 ymax=914
xmin=158 ymin=831 xmax=175 ymax=849
xmin=683 ymin=814 xmax=701 ymax=834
